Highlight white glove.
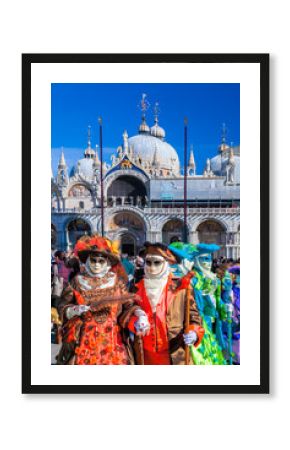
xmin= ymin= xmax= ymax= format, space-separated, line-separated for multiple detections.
xmin=183 ymin=259 xmax=194 ymax=273
xmin=52 ymin=276 xmax=64 ymax=297
xmin=66 ymin=305 xmax=90 ymax=320
xmin=225 ymin=303 xmax=234 ymax=317
xmin=134 ymin=309 xmax=150 ymax=335
xmin=183 ymin=330 xmax=198 ymax=346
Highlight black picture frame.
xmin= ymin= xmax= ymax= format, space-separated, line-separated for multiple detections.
xmin=22 ymin=53 xmax=269 ymax=394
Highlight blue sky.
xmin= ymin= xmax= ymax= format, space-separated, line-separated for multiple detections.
xmin=51 ymin=83 xmax=240 ymax=176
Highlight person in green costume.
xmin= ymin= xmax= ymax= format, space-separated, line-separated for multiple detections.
xmin=169 ymin=242 xmax=228 ymax=365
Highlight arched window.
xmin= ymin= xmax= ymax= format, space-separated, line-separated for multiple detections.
xmin=67 ymin=219 xmax=91 ymax=248
xmin=68 ymin=184 xmax=91 ymax=198
xmin=162 ymin=219 xmax=187 ymax=245
xmin=196 ymin=220 xmax=227 ymax=257
xmin=120 ymin=234 xmax=136 ymax=257
xmin=107 ymin=212 xmax=146 ymax=255
xmin=108 ymin=175 xmax=146 ymax=207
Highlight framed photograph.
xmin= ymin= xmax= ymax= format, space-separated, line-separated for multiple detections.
xmin=22 ymin=53 xmax=269 ymax=394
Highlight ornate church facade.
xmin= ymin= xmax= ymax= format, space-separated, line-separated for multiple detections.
xmin=51 ymin=101 xmax=240 ymax=258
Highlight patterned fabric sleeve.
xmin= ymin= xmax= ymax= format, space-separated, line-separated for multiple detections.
xmin=57 ymin=281 xmax=75 ymax=322
xmin=114 ymin=278 xmax=139 ymax=328
xmin=118 ymin=289 xmax=140 ymax=329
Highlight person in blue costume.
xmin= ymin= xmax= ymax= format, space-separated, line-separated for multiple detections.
xmin=228 ymin=265 xmax=240 ymax=364
xmin=169 ymin=242 xmax=228 ymax=365
xmin=215 ymin=263 xmax=235 ymax=364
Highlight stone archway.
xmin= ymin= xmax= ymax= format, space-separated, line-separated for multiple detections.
xmin=67 ymin=218 xmax=92 ymax=249
xmin=196 ymin=219 xmax=227 ymax=257
xmin=66 ymin=183 xmax=94 ymax=210
xmin=107 ymin=211 xmax=146 ymax=256
xmin=120 ymin=233 xmax=136 ymax=257
xmin=162 ymin=218 xmax=187 ymax=245
xmin=106 ymin=174 xmax=147 ymax=207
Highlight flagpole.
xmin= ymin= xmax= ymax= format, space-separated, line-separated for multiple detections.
xmin=98 ymin=117 xmax=104 ymax=237
xmin=183 ymin=117 xmax=188 ymax=243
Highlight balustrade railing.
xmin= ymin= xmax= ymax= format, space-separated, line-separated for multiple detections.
xmin=52 ymin=206 xmax=240 ymax=215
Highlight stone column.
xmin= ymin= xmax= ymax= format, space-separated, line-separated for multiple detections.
xmin=64 ymin=228 xmax=70 ymax=252
xmin=148 ymin=230 xmax=162 ymax=243
xmin=91 ymin=217 xmax=98 ymax=234
xmin=189 ymin=230 xmax=199 ymax=244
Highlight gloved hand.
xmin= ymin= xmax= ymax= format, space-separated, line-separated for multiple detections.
xmin=134 ymin=309 xmax=150 ymax=336
xmin=66 ymin=304 xmax=90 ymax=320
xmin=183 ymin=330 xmax=198 ymax=346
xmin=51 ymin=307 xmax=62 ymax=325
xmin=225 ymin=303 xmax=234 ymax=317
xmin=52 ymin=276 xmax=64 ymax=297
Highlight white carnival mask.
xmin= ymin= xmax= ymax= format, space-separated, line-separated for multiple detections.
xmin=85 ymin=254 xmax=110 ymax=277
xmin=144 ymin=255 xmax=166 ymax=277
xmin=197 ymin=253 xmax=212 ymax=272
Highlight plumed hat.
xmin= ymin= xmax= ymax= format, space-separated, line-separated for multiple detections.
xmin=139 ymin=242 xmax=179 ymax=264
xmin=74 ymin=234 xmax=120 ymax=265
xmin=169 ymin=242 xmax=220 ymax=261
xmin=228 ymin=265 xmax=240 ymax=275
xmin=169 ymin=242 xmax=199 ymax=262
xmin=195 ymin=243 xmax=220 ymax=256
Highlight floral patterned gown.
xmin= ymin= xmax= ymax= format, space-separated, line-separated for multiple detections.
xmin=57 ymin=271 xmax=139 ymax=365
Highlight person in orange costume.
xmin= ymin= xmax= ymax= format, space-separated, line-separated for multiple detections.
xmin=56 ymin=235 xmax=143 ymax=365
xmin=129 ymin=243 xmax=204 ymax=365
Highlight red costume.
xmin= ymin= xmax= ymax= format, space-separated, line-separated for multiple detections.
xmin=128 ymin=242 xmax=204 ymax=365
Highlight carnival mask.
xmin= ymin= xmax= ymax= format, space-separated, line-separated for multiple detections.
xmin=86 ymin=254 xmax=109 ymax=275
xmin=198 ymin=254 xmax=212 ymax=271
xmin=144 ymin=255 xmax=166 ymax=276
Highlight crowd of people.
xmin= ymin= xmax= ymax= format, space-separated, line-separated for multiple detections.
xmin=51 ymin=235 xmax=240 ymax=365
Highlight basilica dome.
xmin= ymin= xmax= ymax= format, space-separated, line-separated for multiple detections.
xmin=70 ymin=157 xmax=95 ymax=179
xmin=128 ymin=133 xmax=180 ymax=173
xmin=210 ymin=146 xmax=240 ymax=183
xmin=150 ymin=123 xmax=166 ymax=140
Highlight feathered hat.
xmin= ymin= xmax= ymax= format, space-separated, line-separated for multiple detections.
xmin=139 ymin=242 xmax=180 ymax=264
xmin=169 ymin=242 xmax=220 ymax=262
xmin=195 ymin=243 xmax=220 ymax=256
xmin=169 ymin=242 xmax=199 ymax=262
xmin=74 ymin=234 xmax=120 ymax=265
xmin=228 ymin=265 xmax=240 ymax=275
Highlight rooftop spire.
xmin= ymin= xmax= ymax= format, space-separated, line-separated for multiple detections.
xmin=87 ymin=125 xmax=91 ymax=148
xmin=93 ymin=144 xmax=101 ymax=166
xmin=221 ymin=122 xmax=227 ymax=144
xmin=151 ymin=101 xmax=165 ymax=139
xmin=138 ymin=93 xmax=150 ymax=134
xmin=58 ymin=147 xmax=66 ymax=167
xmin=188 ymin=145 xmax=196 ymax=176
xmin=188 ymin=145 xmax=195 ymax=166
xmin=123 ymin=130 xmax=129 ymax=154
xmin=84 ymin=125 xmax=95 ymax=158
xmin=153 ymin=101 xmax=160 ymax=124
xmin=139 ymin=93 xmax=150 ymax=118
xmin=219 ymin=122 xmax=229 ymax=152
